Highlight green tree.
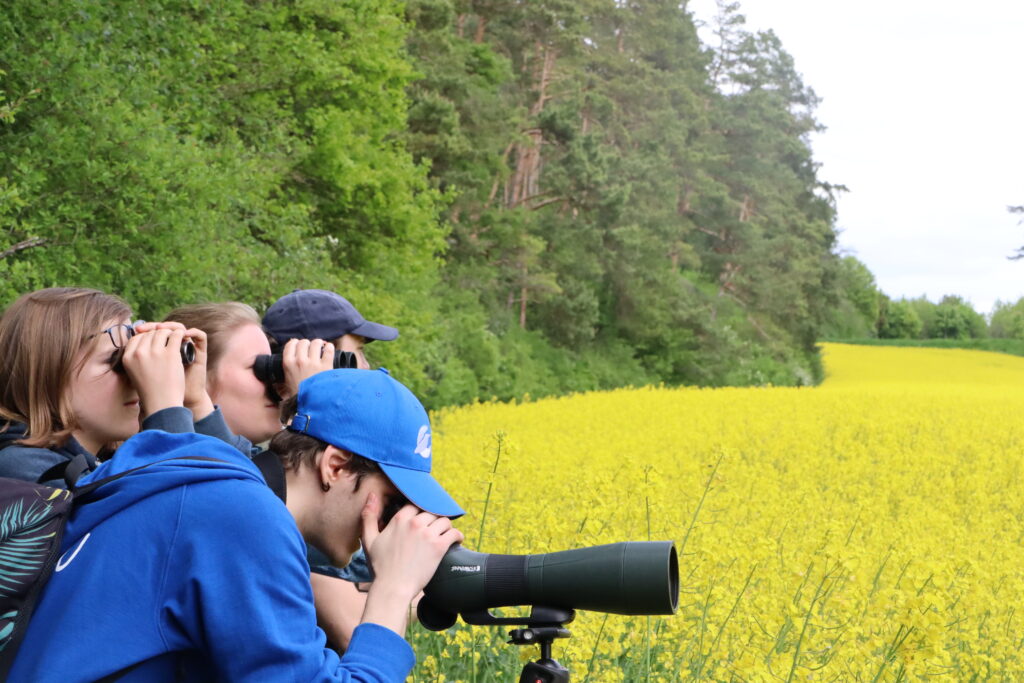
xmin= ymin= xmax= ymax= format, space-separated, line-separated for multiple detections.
xmin=877 ymin=297 xmax=923 ymax=339
xmin=821 ymin=256 xmax=881 ymax=338
xmin=931 ymin=295 xmax=987 ymax=339
xmin=989 ymin=298 xmax=1024 ymax=339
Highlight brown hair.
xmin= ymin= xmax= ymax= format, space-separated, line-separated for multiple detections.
xmin=163 ymin=302 xmax=261 ymax=383
xmin=0 ymin=287 xmax=131 ymax=447
xmin=269 ymin=395 xmax=380 ymax=490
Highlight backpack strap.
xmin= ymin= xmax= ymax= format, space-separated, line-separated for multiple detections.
xmin=36 ymin=453 xmax=93 ymax=489
xmin=72 ymin=456 xmax=226 ymax=499
xmin=252 ymin=450 xmax=287 ymax=503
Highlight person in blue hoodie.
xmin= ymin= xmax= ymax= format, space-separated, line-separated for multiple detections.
xmin=9 ymin=368 xmax=465 ymax=682
xmin=0 ymin=287 xmax=247 ymax=487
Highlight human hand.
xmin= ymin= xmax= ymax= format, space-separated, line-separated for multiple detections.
xmin=361 ymin=494 xmax=463 ymax=604
xmin=121 ymin=323 xmax=187 ymax=416
xmin=279 ymin=338 xmax=335 ymax=399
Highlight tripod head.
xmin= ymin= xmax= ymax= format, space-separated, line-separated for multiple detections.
xmin=459 ymin=606 xmax=575 ymax=683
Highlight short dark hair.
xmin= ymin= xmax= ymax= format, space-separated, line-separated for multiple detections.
xmin=270 ymin=395 xmax=381 ymax=490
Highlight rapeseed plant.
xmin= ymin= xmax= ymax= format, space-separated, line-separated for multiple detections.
xmin=408 ymin=344 xmax=1024 ymax=681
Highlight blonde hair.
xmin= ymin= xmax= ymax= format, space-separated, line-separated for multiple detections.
xmin=163 ymin=302 xmax=262 ymax=380
xmin=0 ymin=287 xmax=131 ymax=448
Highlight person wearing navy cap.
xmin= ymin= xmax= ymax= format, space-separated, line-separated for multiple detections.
xmin=262 ymin=290 xmax=406 ymax=649
xmin=263 ymin=289 xmax=398 ymax=370
xmin=9 ymin=369 xmax=464 ymax=683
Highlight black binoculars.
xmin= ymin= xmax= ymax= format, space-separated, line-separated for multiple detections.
xmin=252 ymin=350 xmax=358 ymax=386
xmin=111 ymin=321 xmax=196 ymax=374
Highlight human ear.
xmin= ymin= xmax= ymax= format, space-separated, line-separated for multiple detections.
xmin=319 ymin=445 xmax=353 ymax=490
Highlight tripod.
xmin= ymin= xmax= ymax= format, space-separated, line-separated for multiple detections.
xmin=461 ymin=606 xmax=576 ymax=682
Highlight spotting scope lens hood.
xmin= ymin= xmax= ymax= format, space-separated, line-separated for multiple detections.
xmin=417 ymin=540 xmax=679 ymax=631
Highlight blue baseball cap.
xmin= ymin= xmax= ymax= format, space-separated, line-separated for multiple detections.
xmin=288 ymin=368 xmax=464 ymax=518
xmin=263 ymin=289 xmax=399 ymax=345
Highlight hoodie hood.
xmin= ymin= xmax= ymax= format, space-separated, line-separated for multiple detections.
xmin=0 ymin=421 xmax=89 ymax=456
xmin=0 ymin=420 xmax=29 ymax=448
xmin=0 ymin=420 xmax=99 ymax=487
xmin=68 ymin=430 xmax=267 ymax=545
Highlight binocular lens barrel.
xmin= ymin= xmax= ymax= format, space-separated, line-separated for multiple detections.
xmin=252 ymin=349 xmax=358 ymax=385
xmin=112 ymin=340 xmax=195 ymax=374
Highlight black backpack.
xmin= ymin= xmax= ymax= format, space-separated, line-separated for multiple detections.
xmin=0 ymin=450 xmax=286 ymax=682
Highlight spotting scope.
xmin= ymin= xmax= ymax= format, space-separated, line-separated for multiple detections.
xmin=416 ymin=541 xmax=679 ymax=631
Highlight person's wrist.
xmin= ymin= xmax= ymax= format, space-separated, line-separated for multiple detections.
xmin=185 ymin=393 xmax=215 ymax=420
xmin=141 ymin=392 xmax=185 ymax=417
xmin=362 ymin=580 xmax=416 ymax=636
xmin=367 ymin=576 xmax=419 ymax=609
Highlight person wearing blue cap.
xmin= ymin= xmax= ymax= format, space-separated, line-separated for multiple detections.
xmin=263 ymin=289 xmax=399 ymax=370
xmin=8 ymin=369 xmax=464 ymax=682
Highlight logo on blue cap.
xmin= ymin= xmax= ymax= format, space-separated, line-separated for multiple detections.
xmin=415 ymin=426 xmax=432 ymax=459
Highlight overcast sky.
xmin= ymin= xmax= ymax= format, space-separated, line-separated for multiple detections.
xmin=688 ymin=0 xmax=1024 ymax=315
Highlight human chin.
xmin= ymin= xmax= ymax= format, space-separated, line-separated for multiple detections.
xmin=113 ymin=411 xmax=142 ymax=441
xmin=253 ymin=415 xmax=282 ymax=443
xmin=263 ymin=408 xmax=283 ymax=436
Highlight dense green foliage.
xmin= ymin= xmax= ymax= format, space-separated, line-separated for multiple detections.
xmin=0 ymin=0 xmax=874 ymax=405
xmin=405 ymin=0 xmax=843 ymax=393
xmin=876 ymin=298 xmax=922 ymax=339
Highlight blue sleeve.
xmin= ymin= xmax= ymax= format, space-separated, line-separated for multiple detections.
xmin=192 ymin=407 xmax=256 ymax=457
xmin=163 ymin=480 xmax=414 ymax=682
xmin=141 ymin=407 xmax=194 ymax=434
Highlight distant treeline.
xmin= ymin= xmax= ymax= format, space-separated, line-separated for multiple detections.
xmin=823 ymin=255 xmax=1024 ymax=342
xmin=0 ymin=1 xmax=912 ymax=406
xmin=828 ymin=338 xmax=1024 ymax=358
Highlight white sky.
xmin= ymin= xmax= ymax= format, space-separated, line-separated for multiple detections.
xmin=688 ymin=0 xmax=1024 ymax=315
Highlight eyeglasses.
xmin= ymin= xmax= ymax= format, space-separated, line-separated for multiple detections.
xmin=91 ymin=323 xmax=137 ymax=350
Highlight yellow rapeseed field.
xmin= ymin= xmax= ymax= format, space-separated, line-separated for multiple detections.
xmin=409 ymin=343 xmax=1024 ymax=682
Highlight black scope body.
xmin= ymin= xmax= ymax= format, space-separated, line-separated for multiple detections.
xmin=417 ymin=541 xmax=679 ymax=631
xmin=252 ymin=349 xmax=358 ymax=385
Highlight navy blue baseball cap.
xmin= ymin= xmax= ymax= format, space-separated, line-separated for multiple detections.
xmin=288 ymin=368 xmax=464 ymax=518
xmin=263 ymin=289 xmax=399 ymax=345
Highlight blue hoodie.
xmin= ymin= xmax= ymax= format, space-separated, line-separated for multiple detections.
xmin=9 ymin=430 xmax=415 ymax=683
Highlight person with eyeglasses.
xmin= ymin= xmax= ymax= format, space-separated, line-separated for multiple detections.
xmin=0 ymin=287 xmax=245 ymax=488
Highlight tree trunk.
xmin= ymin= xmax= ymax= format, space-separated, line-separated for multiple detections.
xmin=505 ymin=43 xmax=557 ymax=209
xmin=519 ymin=285 xmax=528 ymax=329
xmin=739 ymin=194 xmax=754 ymax=222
